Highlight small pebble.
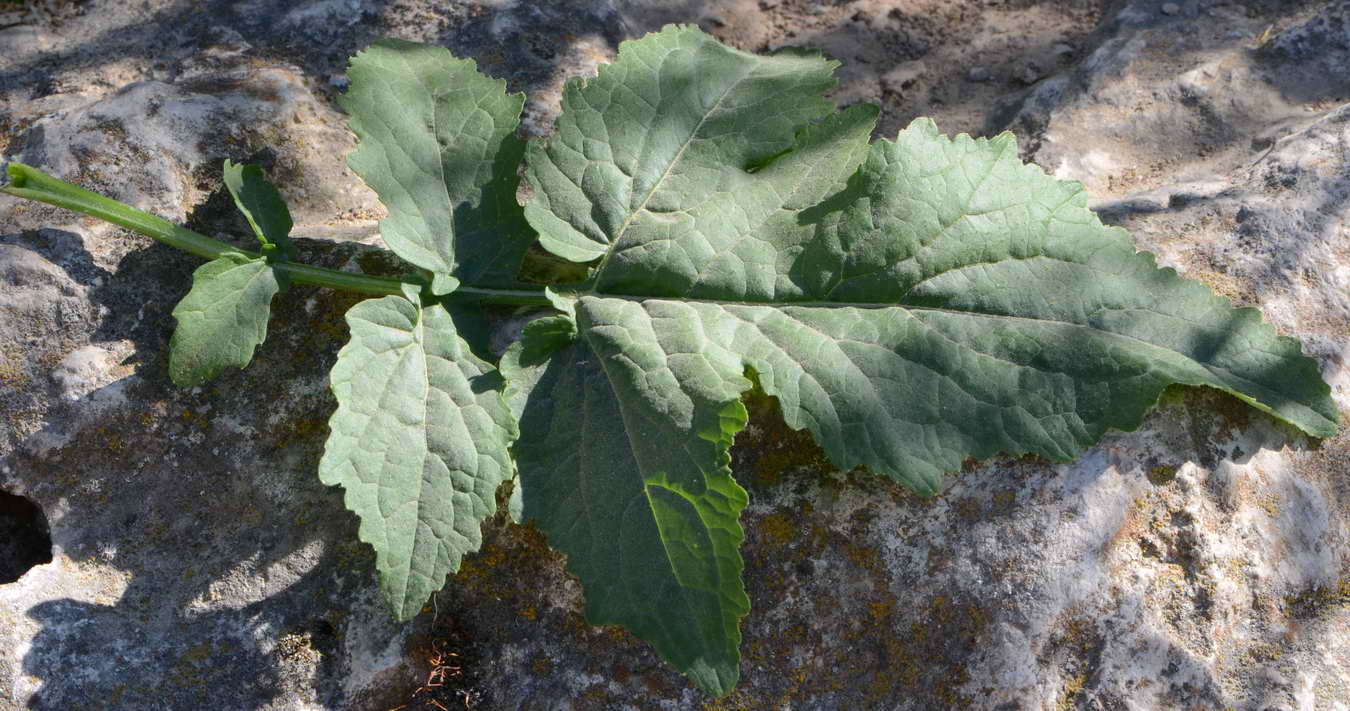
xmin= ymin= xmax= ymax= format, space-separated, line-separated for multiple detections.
xmin=1053 ymin=43 xmax=1075 ymax=57
xmin=967 ymin=66 xmax=991 ymax=82
xmin=1019 ymin=65 xmax=1042 ymax=84
xmin=1161 ymin=2 xmax=1181 ymax=15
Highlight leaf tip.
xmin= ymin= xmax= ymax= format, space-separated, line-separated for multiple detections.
xmin=431 ymin=273 xmax=460 ymax=296
xmin=685 ymin=656 xmax=741 ymax=698
xmin=2 ymin=161 xmax=31 ymax=190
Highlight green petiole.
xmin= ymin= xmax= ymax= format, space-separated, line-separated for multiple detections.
xmin=3 ymin=162 xmax=247 ymax=261
xmin=1 ymin=162 xmax=549 ymax=305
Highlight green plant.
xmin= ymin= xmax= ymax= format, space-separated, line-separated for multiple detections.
xmin=1 ymin=24 xmax=1337 ymax=696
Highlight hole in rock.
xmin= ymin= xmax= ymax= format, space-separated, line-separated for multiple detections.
xmin=0 ymin=489 xmax=53 ymax=584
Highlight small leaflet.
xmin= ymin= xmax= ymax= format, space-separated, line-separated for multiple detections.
xmin=222 ymin=159 xmax=294 ymax=259
xmin=169 ymin=254 xmax=281 ymax=387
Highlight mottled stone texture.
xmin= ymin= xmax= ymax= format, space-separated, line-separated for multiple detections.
xmin=1 ymin=1 xmax=1348 ymax=709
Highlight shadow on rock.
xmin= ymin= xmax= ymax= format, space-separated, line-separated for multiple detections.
xmin=4 ymin=260 xmax=420 ymax=708
xmin=0 ymin=0 xmax=397 ymax=97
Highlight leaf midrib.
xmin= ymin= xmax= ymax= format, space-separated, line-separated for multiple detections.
xmin=575 ymin=293 xmax=1300 ymax=397
xmin=579 ymin=323 xmax=727 ymax=661
xmin=404 ymin=51 xmax=458 ymax=273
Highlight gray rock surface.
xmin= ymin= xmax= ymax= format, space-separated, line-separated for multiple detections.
xmin=1 ymin=0 xmax=1348 ymax=709
xmin=0 ymin=37 xmax=414 ymax=711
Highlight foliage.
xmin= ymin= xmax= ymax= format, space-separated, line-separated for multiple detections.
xmin=1 ymin=24 xmax=1337 ymax=697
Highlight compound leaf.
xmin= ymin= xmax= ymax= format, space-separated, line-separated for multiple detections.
xmin=320 ymin=295 xmax=517 ymax=619
xmin=169 ymin=254 xmax=281 ymax=386
xmin=341 ymin=39 xmax=536 ymax=292
xmin=222 ymin=159 xmax=293 ymax=258
xmin=515 ymin=24 xmax=1339 ymax=694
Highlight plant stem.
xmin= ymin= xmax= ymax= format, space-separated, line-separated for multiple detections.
xmin=2 ymin=162 xmax=551 ymax=305
xmin=452 ymin=285 xmax=553 ymax=306
xmin=4 ymin=162 xmax=245 ymax=261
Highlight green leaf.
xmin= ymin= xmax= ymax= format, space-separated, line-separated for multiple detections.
xmin=515 ymin=24 xmax=1339 ymax=693
xmin=524 ymin=24 xmax=840 ymax=264
xmin=528 ymin=90 xmax=1338 ymax=492
xmin=169 ymin=254 xmax=281 ymax=387
xmin=222 ymin=159 xmax=294 ymax=258
xmin=320 ymin=296 xmax=517 ymax=619
xmin=502 ymin=306 xmax=750 ymax=695
xmin=341 ymin=39 xmax=537 ymax=292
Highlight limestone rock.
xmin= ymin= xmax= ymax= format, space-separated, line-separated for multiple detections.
xmin=1 ymin=1 xmax=1347 ymax=709
xmin=0 ymin=37 xmax=413 ymax=711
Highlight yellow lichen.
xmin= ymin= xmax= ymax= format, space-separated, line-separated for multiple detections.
xmin=180 ymin=643 xmax=212 ymax=662
xmin=953 ymin=496 xmax=983 ymax=521
xmin=867 ymin=597 xmax=895 ymax=625
xmin=1284 ymin=576 xmax=1350 ymax=617
xmin=757 ymin=512 xmax=795 ymax=548
xmin=739 ymin=387 xmax=835 ymax=486
xmin=1247 ymin=642 xmax=1283 ymax=662
xmin=0 ymin=358 xmax=27 ymax=385
xmin=1147 ymin=465 xmax=1178 ymax=486
xmin=845 ymin=543 xmax=879 ymax=570
xmin=1057 ymin=673 xmax=1087 ymax=711
xmin=529 ymin=654 xmax=554 ymax=677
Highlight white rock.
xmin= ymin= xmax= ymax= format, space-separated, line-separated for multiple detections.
xmin=2 ymin=0 xmax=1347 ymax=708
